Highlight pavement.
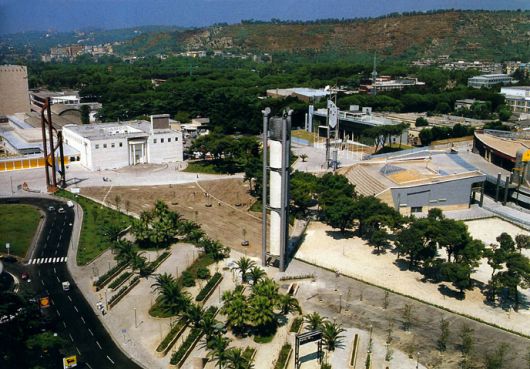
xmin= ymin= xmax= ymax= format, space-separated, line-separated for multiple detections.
xmin=291 ymin=142 xmax=362 ymax=173
xmin=1 ymin=196 xmax=142 ymax=369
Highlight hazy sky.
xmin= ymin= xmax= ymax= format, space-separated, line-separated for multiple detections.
xmin=0 ymin=0 xmax=529 ymax=34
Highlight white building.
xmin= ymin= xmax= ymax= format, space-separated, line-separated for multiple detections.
xmin=62 ymin=114 xmax=183 ymax=170
xmin=467 ymin=74 xmax=513 ymax=88
xmin=500 ymin=86 xmax=530 ymax=113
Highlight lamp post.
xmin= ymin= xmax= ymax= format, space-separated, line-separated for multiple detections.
xmin=5 ymin=243 xmax=10 ymax=256
xmin=134 ymin=307 xmax=137 ymax=328
xmin=416 ymin=351 xmax=421 ymax=369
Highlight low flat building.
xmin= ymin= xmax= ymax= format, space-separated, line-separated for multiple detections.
xmin=341 ymin=150 xmax=486 ymax=215
xmin=62 ymin=114 xmax=183 ymax=170
xmin=467 ymin=74 xmax=513 ymax=88
xmin=266 ymin=88 xmax=329 ymax=102
xmin=501 ymin=86 xmax=530 ymax=113
xmin=454 ymin=99 xmax=487 ymax=110
xmin=360 ymin=76 xmax=425 ymax=94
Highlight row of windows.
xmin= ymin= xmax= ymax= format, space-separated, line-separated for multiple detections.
xmin=95 ymin=142 xmax=123 ymax=150
xmin=153 ymin=136 xmax=178 ymax=144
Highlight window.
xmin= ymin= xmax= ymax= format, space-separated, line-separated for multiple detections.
xmin=411 ymin=206 xmax=423 ymax=213
xmin=161 ymin=138 xmax=164 ymax=143
xmin=119 ymin=142 xmax=123 ymax=147
xmin=175 ymin=137 xmax=178 ymax=141
xmin=168 ymin=138 xmax=171 ymax=142
xmin=95 ymin=144 xmax=99 ymax=149
xmin=103 ymin=144 xmax=107 ymax=149
xmin=153 ymin=139 xmax=157 ymax=144
xmin=111 ymin=143 xmax=115 ymax=148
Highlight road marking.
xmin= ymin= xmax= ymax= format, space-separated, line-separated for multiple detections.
xmin=75 ymin=346 xmax=81 ymax=355
xmin=54 ymin=250 xmax=58 ymax=255
xmin=45 ymin=258 xmax=49 ymax=263
xmin=56 ymin=309 xmax=61 ymax=317
xmin=47 ymin=234 xmax=50 ymax=240
xmin=53 ymin=257 xmax=58 ymax=263
xmin=88 ymin=328 xmax=94 ymax=336
xmin=59 ymin=234 xmax=62 ymax=241
xmin=106 ymin=355 xmax=114 ymax=365
xmin=56 ymin=276 xmax=60 ymax=283
xmin=53 ymin=267 xmax=57 ymax=274
xmin=74 ymin=306 xmax=79 ymax=313
xmin=86 ymin=363 xmax=93 ymax=369
xmin=63 ymin=321 xmax=67 ymax=328
xmin=67 ymin=295 xmax=72 ymax=302
xmin=40 ymin=280 xmax=45 ymax=285
xmin=81 ymin=316 xmax=86 ymax=324
xmin=96 ymin=341 xmax=102 ymax=350
xmin=69 ymin=333 xmax=74 ymax=342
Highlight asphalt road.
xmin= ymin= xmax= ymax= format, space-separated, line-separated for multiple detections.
xmin=1 ymin=196 xmax=143 ymax=369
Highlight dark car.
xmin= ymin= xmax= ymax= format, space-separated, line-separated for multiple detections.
xmin=21 ymin=272 xmax=30 ymax=281
xmin=0 ymin=255 xmax=17 ymax=263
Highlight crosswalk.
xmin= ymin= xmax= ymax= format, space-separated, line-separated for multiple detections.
xmin=28 ymin=257 xmax=68 ymax=265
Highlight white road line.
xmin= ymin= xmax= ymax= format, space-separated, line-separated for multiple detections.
xmin=54 ymin=267 xmax=57 ymax=274
xmin=45 ymin=258 xmax=49 ymax=263
xmin=54 ymin=257 xmax=58 ymax=263
xmin=75 ymin=346 xmax=81 ymax=355
xmin=56 ymin=276 xmax=60 ymax=283
xmin=38 ymin=270 xmax=41 ymax=276
xmin=106 ymin=355 xmax=114 ymax=365
xmin=56 ymin=309 xmax=61 ymax=317
xmin=63 ymin=321 xmax=67 ymax=328
xmin=69 ymin=333 xmax=74 ymax=342
xmin=88 ymin=328 xmax=94 ymax=336
xmin=74 ymin=306 xmax=79 ymax=313
xmin=59 ymin=234 xmax=62 ymax=241
xmin=81 ymin=316 xmax=86 ymax=324
xmin=96 ymin=341 xmax=102 ymax=350
xmin=67 ymin=295 xmax=72 ymax=302
xmin=47 ymin=234 xmax=50 ymax=240
xmin=40 ymin=280 xmax=44 ymax=286
xmin=86 ymin=363 xmax=93 ymax=369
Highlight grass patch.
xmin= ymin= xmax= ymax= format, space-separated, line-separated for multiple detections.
xmin=55 ymin=190 xmax=132 ymax=265
xmin=183 ymin=160 xmax=240 ymax=174
xmin=249 ymin=200 xmax=262 ymax=213
xmin=170 ymin=328 xmax=202 ymax=366
xmin=156 ymin=317 xmax=187 ymax=354
xmin=289 ymin=317 xmax=303 ymax=333
xmin=0 ymin=204 xmax=41 ymax=257
xmin=108 ymin=271 xmax=132 ymax=290
xmin=292 ymin=129 xmax=315 ymax=143
xmin=253 ymin=332 xmax=275 ymax=344
xmin=274 ymin=343 xmax=292 ymax=369
xmin=242 ymin=347 xmax=256 ymax=361
xmin=195 ymin=272 xmax=223 ymax=302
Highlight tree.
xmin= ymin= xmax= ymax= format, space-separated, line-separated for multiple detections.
xmin=460 ymin=324 xmax=474 ymax=355
xmin=369 ymin=228 xmax=391 ymax=253
xmin=130 ymin=251 xmax=148 ymax=276
xmin=415 ymin=117 xmax=429 ymax=127
xmin=402 ymin=304 xmax=413 ymax=331
xmin=221 ymin=286 xmax=248 ymax=333
xmin=321 ymin=196 xmax=356 ymax=232
xmin=158 ymin=281 xmax=191 ymax=316
xmin=184 ymin=303 xmax=206 ymax=328
xmin=321 ymin=321 xmax=346 ymax=356
xmin=304 ymin=312 xmax=326 ymax=331
xmin=437 ymin=317 xmax=450 ymax=352
xmin=114 ymin=239 xmax=135 ymax=264
xmin=248 ymin=266 xmax=266 ymax=285
xmin=205 ymin=335 xmax=231 ymax=369
xmin=515 ymin=234 xmax=530 ymax=254
xmin=276 ymin=294 xmax=301 ymax=315
xmin=300 ymin=154 xmax=308 ymax=162
xmin=484 ymin=343 xmax=510 ymax=369
xmin=80 ymin=104 xmax=90 ymax=124
xmin=225 ymin=347 xmax=255 ymax=369
xmin=441 ymin=262 xmax=474 ymax=293
xmin=233 ymin=257 xmax=256 ymax=283
xmin=151 ymin=273 xmax=175 ymax=294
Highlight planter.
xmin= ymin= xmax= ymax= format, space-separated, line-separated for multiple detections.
xmin=108 ymin=277 xmax=140 ymax=309
xmin=156 ymin=318 xmax=187 ymax=357
xmin=195 ymin=272 xmax=223 ymax=302
xmin=94 ymin=262 xmax=128 ymax=291
xmin=170 ymin=328 xmax=203 ymax=368
xmin=274 ymin=344 xmax=292 ymax=369
xmin=109 ymin=271 xmax=132 ymax=291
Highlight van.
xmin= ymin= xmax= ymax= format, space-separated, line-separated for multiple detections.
xmin=62 ymin=281 xmax=70 ymax=291
xmin=66 ymin=201 xmax=74 ymax=208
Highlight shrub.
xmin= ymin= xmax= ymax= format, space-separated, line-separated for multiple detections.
xmin=156 ymin=317 xmax=187 ymax=353
xmin=94 ymin=261 xmax=128 ymax=290
xmin=197 ymin=267 xmax=211 ymax=280
xmin=182 ymin=271 xmax=196 ymax=287
xmin=170 ymin=328 xmax=202 ymax=366
xmin=289 ymin=317 xmax=303 ymax=333
xmin=108 ymin=271 xmax=132 ymax=290
xmin=195 ymin=273 xmax=222 ymax=302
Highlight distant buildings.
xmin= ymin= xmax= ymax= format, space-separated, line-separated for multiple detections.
xmin=0 ymin=65 xmax=30 ymax=115
xmin=454 ymin=99 xmax=487 ymax=110
xmin=359 ymin=76 xmax=425 ymax=94
xmin=500 ymin=86 xmax=530 ymax=113
xmin=62 ymin=114 xmax=183 ymax=171
xmin=41 ymin=43 xmax=116 ymax=62
xmin=467 ymin=74 xmax=513 ymax=89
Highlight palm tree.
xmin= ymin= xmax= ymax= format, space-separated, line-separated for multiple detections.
xmin=247 ymin=294 xmax=276 ymax=336
xmin=184 ymin=303 xmax=205 ymax=328
xmin=304 ymin=312 xmax=326 ymax=331
xmin=200 ymin=311 xmax=220 ymax=341
xmin=233 ymin=257 xmax=256 ymax=283
xmin=221 ymin=287 xmax=248 ymax=332
xmin=204 ymin=335 xmax=231 ymax=369
xmin=251 ymin=278 xmax=279 ymax=301
xmin=247 ymin=266 xmax=266 ymax=285
xmin=277 ymin=294 xmax=301 ymax=315
xmin=159 ymin=282 xmax=191 ymax=316
xmin=321 ymin=321 xmax=346 ymax=353
xmin=130 ymin=251 xmax=148 ymax=276
xmin=151 ymin=273 xmax=175 ymax=293
xmin=225 ymin=347 xmax=254 ymax=369
xmin=114 ymin=239 xmax=135 ymax=264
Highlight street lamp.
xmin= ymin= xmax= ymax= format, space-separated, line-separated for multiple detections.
xmin=5 ymin=243 xmax=10 ymax=256
xmin=416 ymin=351 xmax=421 ymax=369
xmin=134 ymin=307 xmax=137 ymax=328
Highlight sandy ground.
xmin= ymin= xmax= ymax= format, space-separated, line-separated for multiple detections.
xmin=79 ymin=178 xmax=265 ymax=256
xmin=297 ymin=222 xmax=530 ymax=336
xmin=465 ymin=217 xmax=530 ymax=246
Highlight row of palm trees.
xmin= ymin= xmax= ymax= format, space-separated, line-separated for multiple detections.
xmin=304 ymin=312 xmax=346 ymax=363
xmin=113 ymin=239 xmax=151 ymax=276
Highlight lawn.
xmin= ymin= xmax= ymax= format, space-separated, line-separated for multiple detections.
xmin=55 ymin=190 xmax=132 ymax=265
xmin=183 ymin=159 xmax=240 ymax=174
xmin=0 ymin=204 xmax=42 ymax=257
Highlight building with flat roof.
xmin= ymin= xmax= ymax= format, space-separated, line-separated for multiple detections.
xmin=468 ymin=74 xmax=513 ymax=88
xmin=360 ymin=76 xmax=425 ymax=94
xmin=266 ymin=88 xmax=329 ymax=102
xmin=62 ymin=114 xmax=183 ymax=170
xmin=500 ymin=86 xmax=530 ymax=113
xmin=0 ymin=65 xmax=30 ymax=115
xmin=340 ymin=150 xmax=486 ymax=215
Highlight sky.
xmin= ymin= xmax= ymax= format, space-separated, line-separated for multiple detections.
xmin=0 ymin=0 xmax=529 ymax=34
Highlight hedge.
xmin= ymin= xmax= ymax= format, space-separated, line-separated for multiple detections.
xmin=94 ymin=261 xmax=129 ymax=291
xmin=243 ymin=347 xmax=256 ymax=362
xmin=108 ymin=276 xmax=140 ymax=308
xmin=108 ymin=271 xmax=132 ymax=290
xmin=146 ymin=251 xmax=171 ymax=273
xmin=289 ymin=317 xmax=303 ymax=333
xmin=195 ymin=272 xmax=223 ymax=302
xmin=156 ymin=317 xmax=187 ymax=355
xmin=274 ymin=343 xmax=292 ymax=369
xmin=170 ymin=328 xmax=202 ymax=367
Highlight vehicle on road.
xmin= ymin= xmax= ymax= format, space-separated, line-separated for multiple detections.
xmin=21 ymin=272 xmax=30 ymax=281
xmin=241 ymin=240 xmax=249 ymax=246
xmin=0 ymin=255 xmax=17 ymax=263
xmin=62 ymin=281 xmax=70 ymax=291
xmin=58 ymin=207 xmax=65 ymax=214
xmin=66 ymin=201 xmax=74 ymax=208
xmin=48 ymin=206 xmax=55 ymax=212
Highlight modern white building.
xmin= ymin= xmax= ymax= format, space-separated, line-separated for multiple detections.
xmin=62 ymin=114 xmax=183 ymax=170
xmin=500 ymin=86 xmax=530 ymax=113
xmin=467 ymin=74 xmax=513 ymax=88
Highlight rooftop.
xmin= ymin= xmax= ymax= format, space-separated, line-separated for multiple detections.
xmin=474 ymin=131 xmax=530 ymax=159
xmin=64 ymin=121 xmax=151 ymax=140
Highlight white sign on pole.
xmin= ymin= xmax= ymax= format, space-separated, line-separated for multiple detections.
xmin=327 ymin=100 xmax=338 ymax=129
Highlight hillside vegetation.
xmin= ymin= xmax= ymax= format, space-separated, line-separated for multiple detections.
xmin=119 ymin=10 xmax=530 ymax=61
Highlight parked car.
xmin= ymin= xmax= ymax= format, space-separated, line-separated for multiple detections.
xmin=66 ymin=201 xmax=74 ymax=208
xmin=62 ymin=281 xmax=70 ymax=291
xmin=21 ymin=272 xmax=30 ymax=281
xmin=58 ymin=207 xmax=65 ymax=214
xmin=47 ymin=206 xmax=55 ymax=212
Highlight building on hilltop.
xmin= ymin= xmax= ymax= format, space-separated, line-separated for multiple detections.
xmin=500 ymin=86 xmax=530 ymax=113
xmin=359 ymin=76 xmax=425 ymax=94
xmin=467 ymin=74 xmax=513 ymax=89
xmin=62 ymin=114 xmax=183 ymax=170
xmin=266 ymin=88 xmax=329 ymax=103
xmin=0 ymin=65 xmax=30 ymax=115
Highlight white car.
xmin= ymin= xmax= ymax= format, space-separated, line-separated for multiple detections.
xmin=62 ymin=281 xmax=70 ymax=291
xmin=47 ymin=206 xmax=55 ymax=212
xmin=58 ymin=207 xmax=65 ymax=214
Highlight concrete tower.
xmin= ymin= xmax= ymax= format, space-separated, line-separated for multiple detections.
xmin=0 ymin=65 xmax=30 ymax=115
xmin=262 ymin=110 xmax=291 ymax=272
xmin=371 ymin=54 xmax=378 ymax=96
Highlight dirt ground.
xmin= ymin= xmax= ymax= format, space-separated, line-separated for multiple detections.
xmin=80 ymin=178 xmax=265 ymax=256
